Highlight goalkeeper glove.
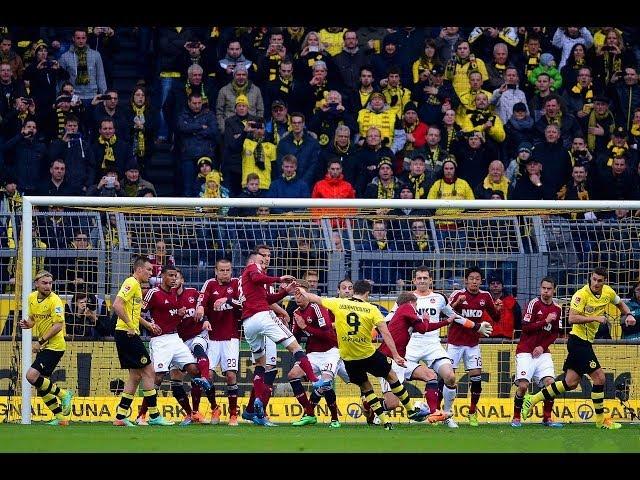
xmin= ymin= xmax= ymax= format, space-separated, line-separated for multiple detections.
xmin=477 ymin=321 xmax=493 ymax=337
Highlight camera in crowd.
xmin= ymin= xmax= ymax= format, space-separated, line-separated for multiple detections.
xmin=250 ymin=120 xmax=264 ymax=129
xmin=98 ymin=94 xmax=113 ymax=101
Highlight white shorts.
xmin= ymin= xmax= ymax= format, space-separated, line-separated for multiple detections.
xmin=183 ymin=331 xmax=208 ymax=354
xmin=306 ymin=347 xmax=341 ymax=377
xmin=244 ymin=310 xmax=294 ymax=358
xmin=379 ymin=360 xmax=420 ymax=393
xmin=149 ymin=333 xmax=197 ymax=373
xmin=515 ymin=352 xmax=555 ymax=387
xmin=251 ymin=336 xmax=278 ymax=366
xmin=447 ymin=344 xmax=482 ymax=371
xmin=405 ymin=339 xmax=452 ymax=375
xmin=208 ymin=338 xmax=240 ymax=372
xmin=336 ymin=358 xmax=350 ymax=383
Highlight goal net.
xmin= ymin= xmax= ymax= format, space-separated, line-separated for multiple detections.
xmin=2 ymin=197 xmax=639 ymax=424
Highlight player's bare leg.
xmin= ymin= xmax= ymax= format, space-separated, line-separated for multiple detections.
xmin=436 ymin=362 xmax=459 ymax=428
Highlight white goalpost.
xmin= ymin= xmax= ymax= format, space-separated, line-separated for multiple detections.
xmin=18 ymin=197 xmax=640 ymax=424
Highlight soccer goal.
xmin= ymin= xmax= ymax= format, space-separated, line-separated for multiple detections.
xmin=5 ymin=197 xmax=640 ymax=425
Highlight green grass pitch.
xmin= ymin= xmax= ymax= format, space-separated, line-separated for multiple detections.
xmin=1 ymin=422 xmax=639 ymax=452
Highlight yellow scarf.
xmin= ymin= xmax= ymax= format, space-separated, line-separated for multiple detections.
xmin=587 ymin=109 xmax=613 ymax=151
xmin=377 ymin=179 xmax=397 ymax=199
xmin=545 ymin=112 xmax=563 ymax=129
xmin=98 ymin=135 xmax=117 ymax=169
xmin=409 ymin=173 xmax=426 ymax=199
xmin=56 ymin=108 xmax=66 ymax=139
xmin=376 ymin=240 xmax=388 ymax=250
xmin=404 ymin=121 xmax=418 ymax=150
xmin=272 ymin=116 xmax=291 ymax=146
xmin=416 ymin=238 xmax=429 ymax=251
xmin=571 ymin=83 xmax=594 ymax=104
xmin=132 ymin=104 xmax=146 ymax=158
xmin=204 ymin=170 xmax=223 ymax=198
xmin=604 ymin=52 xmax=622 ymax=85
xmin=287 ymin=28 xmax=304 ymax=42
xmin=605 ymin=140 xmax=629 ymax=166
xmin=631 ymin=124 xmax=640 ymax=137
xmin=482 ymin=175 xmax=510 ymax=199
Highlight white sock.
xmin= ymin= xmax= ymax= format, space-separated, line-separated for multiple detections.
xmin=443 ymin=384 xmax=457 ymax=413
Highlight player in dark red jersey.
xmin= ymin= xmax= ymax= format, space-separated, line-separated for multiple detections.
xmin=447 ymin=266 xmax=501 ymax=427
xmin=136 ymin=266 xmax=209 ymax=426
xmin=377 ymin=291 xmax=455 ymax=423
xmin=287 ymin=280 xmax=341 ymax=427
xmin=511 ymin=277 xmax=563 ymax=428
xmin=239 ymin=249 xmax=331 ymax=426
xmin=242 ymin=245 xmax=290 ymax=425
xmin=195 ymin=259 xmax=242 ymax=426
xmin=173 ymin=269 xmax=218 ymax=424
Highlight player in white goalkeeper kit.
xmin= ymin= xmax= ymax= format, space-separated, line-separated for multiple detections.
xmin=386 ymin=266 xmax=492 ymax=428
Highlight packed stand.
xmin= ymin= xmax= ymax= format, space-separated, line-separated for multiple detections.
xmin=0 ymin=26 xmax=639 ymax=206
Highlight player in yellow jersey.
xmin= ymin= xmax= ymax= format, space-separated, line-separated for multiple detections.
xmin=522 ymin=267 xmax=636 ymax=429
xmin=20 ymin=270 xmax=73 ymax=426
xmin=299 ymin=280 xmax=427 ymax=429
xmin=112 ymin=256 xmax=173 ymax=427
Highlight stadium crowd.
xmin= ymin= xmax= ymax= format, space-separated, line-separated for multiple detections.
xmin=1 ymin=26 xmax=640 ymax=206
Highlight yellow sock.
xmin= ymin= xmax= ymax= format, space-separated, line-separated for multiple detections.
xmin=592 ymin=385 xmax=605 ymax=424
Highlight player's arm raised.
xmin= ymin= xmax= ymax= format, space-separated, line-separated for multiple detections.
xmin=298 ymin=290 xmax=323 ymax=306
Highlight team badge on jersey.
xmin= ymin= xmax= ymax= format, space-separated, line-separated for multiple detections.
xmin=480 ymin=299 xmax=486 ymax=306
xmin=430 ymin=298 xmax=436 ymax=303
xmin=589 ymin=360 xmax=596 ymax=369
xmin=189 ymin=297 xmax=195 ymax=303
xmin=141 ymin=356 xmax=148 ymax=364
xmin=54 ymin=306 xmax=63 ymax=313
xmin=227 ymin=288 xmax=233 ymax=294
